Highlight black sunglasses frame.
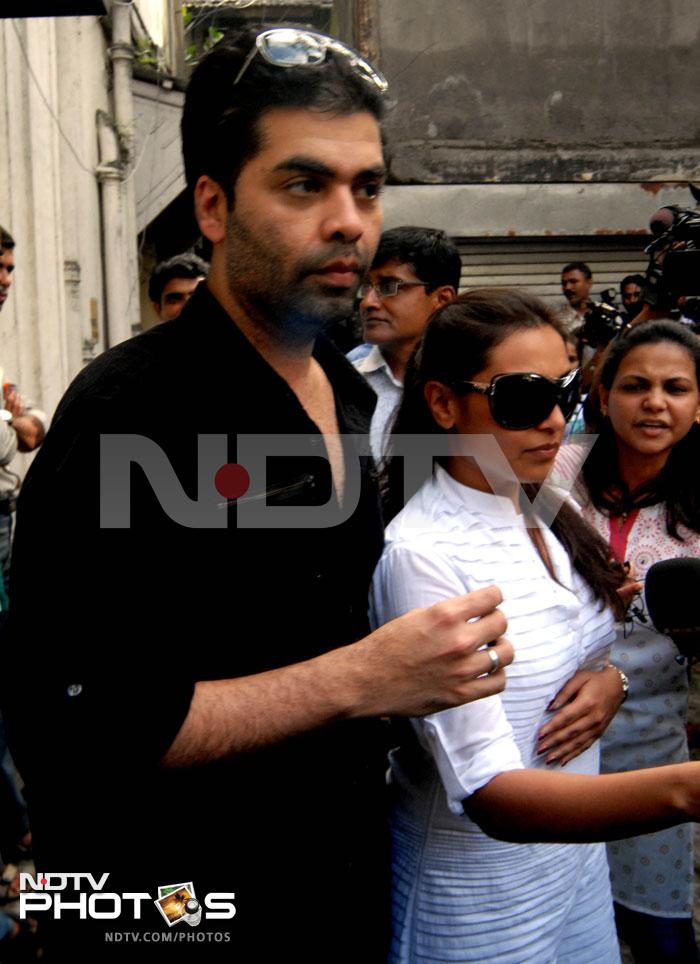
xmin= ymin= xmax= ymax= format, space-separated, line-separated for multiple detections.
xmin=451 ymin=369 xmax=581 ymax=430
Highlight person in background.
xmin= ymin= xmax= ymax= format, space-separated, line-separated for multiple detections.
xmin=0 ymin=224 xmax=41 ymax=951
xmin=559 ymin=261 xmax=624 ymax=390
xmin=559 ymin=260 xmax=594 ymax=332
xmin=0 ymin=226 xmax=47 ymax=584
xmin=619 ymin=273 xmax=646 ymax=325
xmin=556 ymin=319 xmax=700 ymax=964
xmin=563 ymin=331 xmax=586 ymax=437
xmin=148 ymin=251 xmax=209 ymax=323
xmin=349 ymin=226 xmax=459 ymax=462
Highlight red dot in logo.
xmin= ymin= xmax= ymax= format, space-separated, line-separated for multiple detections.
xmin=215 ymin=463 xmax=251 ymax=500
xmin=41 ymin=878 xmax=47 ymax=885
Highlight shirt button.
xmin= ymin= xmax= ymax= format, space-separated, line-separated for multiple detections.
xmin=66 ymin=683 xmax=83 ymax=697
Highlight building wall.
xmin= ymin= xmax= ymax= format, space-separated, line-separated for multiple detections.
xmin=378 ymin=0 xmax=700 ymax=185
xmin=375 ymin=0 xmax=700 ymax=270
xmin=0 ymin=15 xmax=108 ymax=435
xmin=0 ymin=2 xmax=183 ymax=443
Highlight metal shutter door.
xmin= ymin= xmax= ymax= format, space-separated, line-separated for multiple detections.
xmin=457 ymin=236 xmax=648 ymax=304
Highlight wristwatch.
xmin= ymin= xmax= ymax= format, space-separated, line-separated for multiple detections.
xmin=609 ymin=664 xmax=629 ymax=702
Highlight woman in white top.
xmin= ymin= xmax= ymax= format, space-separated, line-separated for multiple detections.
xmin=555 ymin=319 xmax=700 ymax=963
xmin=371 ymin=289 xmax=700 ymax=963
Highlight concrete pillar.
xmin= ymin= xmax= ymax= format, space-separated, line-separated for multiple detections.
xmin=0 ymin=18 xmax=69 ymax=421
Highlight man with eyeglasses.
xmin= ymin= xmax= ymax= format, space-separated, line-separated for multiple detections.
xmin=4 ymin=27 xmax=511 ymax=962
xmin=349 ymin=226 xmax=460 ymax=461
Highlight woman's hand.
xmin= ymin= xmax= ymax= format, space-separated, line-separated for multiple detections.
xmin=615 ymin=559 xmax=643 ymax=613
xmin=536 ymin=667 xmax=625 ymax=766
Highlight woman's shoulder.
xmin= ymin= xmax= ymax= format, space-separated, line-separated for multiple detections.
xmin=385 ymin=467 xmax=522 ymax=550
xmin=387 ymin=469 xmax=474 ymax=536
xmin=630 ymin=503 xmax=700 ymax=555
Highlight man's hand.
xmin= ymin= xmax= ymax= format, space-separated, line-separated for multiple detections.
xmin=2 ymin=388 xmax=44 ymax=451
xmin=346 ymin=586 xmax=512 ymax=719
xmin=536 ymin=666 xmax=625 ymax=766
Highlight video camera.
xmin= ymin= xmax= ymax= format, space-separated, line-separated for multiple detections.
xmin=644 ymin=193 xmax=700 ymax=309
xmin=579 ymin=300 xmax=624 ymax=349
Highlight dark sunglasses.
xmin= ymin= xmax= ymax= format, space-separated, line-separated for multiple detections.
xmin=451 ymin=369 xmax=581 ymax=430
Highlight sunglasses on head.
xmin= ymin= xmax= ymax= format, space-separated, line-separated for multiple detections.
xmin=233 ymin=28 xmax=389 ymax=93
xmin=450 ymin=369 xmax=581 ymax=430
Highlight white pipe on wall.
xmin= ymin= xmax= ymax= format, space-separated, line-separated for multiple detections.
xmin=98 ymin=0 xmax=140 ymax=347
xmin=97 ymin=111 xmax=133 ymax=346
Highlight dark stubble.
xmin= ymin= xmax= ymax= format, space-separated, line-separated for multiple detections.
xmin=224 ymin=209 xmax=368 ymax=347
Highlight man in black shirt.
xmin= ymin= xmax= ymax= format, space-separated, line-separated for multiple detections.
xmin=4 ymin=27 xmax=511 ymax=962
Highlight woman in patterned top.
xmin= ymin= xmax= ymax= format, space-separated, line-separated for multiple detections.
xmin=557 ymin=319 xmax=700 ymax=963
xmin=372 ymin=290 xmax=700 ymax=963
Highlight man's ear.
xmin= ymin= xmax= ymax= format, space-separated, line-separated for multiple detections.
xmin=194 ymin=175 xmax=228 ymax=244
xmin=151 ymin=301 xmax=163 ymax=320
xmin=424 ymin=380 xmax=458 ymax=430
xmin=430 ymin=285 xmax=457 ymax=310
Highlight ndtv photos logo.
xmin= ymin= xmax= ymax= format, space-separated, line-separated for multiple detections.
xmin=99 ymin=433 xmax=596 ymax=530
xmin=19 ymin=873 xmax=235 ymax=924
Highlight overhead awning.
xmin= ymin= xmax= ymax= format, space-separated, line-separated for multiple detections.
xmin=0 ymin=1 xmax=108 ymax=16
xmin=133 ymin=78 xmax=186 ymax=233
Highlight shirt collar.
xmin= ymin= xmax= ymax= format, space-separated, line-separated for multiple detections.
xmin=354 ymin=345 xmax=403 ymax=388
xmin=173 ymin=284 xmax=378 ymax=434
xmin=434 ymin=464 xmax=521 ymax=521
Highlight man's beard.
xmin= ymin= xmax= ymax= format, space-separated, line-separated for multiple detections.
xmin=224 ymin=210 xmax=366 ymax=346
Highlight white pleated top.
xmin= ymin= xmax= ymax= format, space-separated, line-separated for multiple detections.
xmin=370 ymin=464 xmax=616 ymax=816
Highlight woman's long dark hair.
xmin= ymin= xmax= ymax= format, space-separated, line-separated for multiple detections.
xmin=582 ymin=319 xmax=700 ymax=538
xmin=384 ymin=288 xmax=625 ymax=615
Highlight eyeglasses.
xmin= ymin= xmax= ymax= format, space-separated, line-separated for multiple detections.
xmin=233 ymin=28 xmax=389 ymax=93
xmin=451 ymin=369 xmax=581 ymax=430
xmin=358 ymin=279 xmax=428 ymax=299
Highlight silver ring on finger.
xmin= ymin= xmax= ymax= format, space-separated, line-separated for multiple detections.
xmin=486 ymin=647 xmax=500 ymax=675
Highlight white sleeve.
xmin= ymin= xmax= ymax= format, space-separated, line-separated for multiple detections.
xmin=370 ymin=541 xmax=524 ymax=814
xmin=0 ymin=420 xmax=18 ymax=465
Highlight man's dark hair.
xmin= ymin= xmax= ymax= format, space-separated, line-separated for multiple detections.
xmin=148 ymin=252 xmax=209 ymax=304
xmin=620 ymin=273 xmax=646 ymax=293
xmin=561 ymin=261 xmax=592 ymax=279
xmin=372 ymin=226 xmax=461 ymax=292
xmin=0 ymin=225 xmax=15 ymax=251
xmin=181 ymin=25 xmax=387 ymax=206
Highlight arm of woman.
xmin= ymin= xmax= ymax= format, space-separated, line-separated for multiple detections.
xmin=464 ymin=762 xmax=700 ymax=843
xmin=371 ymin=539 xmax=524 ymax=811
